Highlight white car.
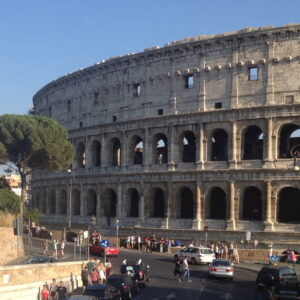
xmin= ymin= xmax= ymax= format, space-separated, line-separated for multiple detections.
xmin=208 ymin=259 xmax=234 ymax=280
xmin=174 ymin=247 xmax=215 ymax=264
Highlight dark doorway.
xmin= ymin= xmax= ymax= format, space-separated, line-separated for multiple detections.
xmin=129 ymin=189 xmax=139 ymax=217
xmin=242 ymin=186 xmax=262 ymax=220
xmin=279 ymin=124 xmax=300 ymax=158
xmin=154 ymin=134 xmax=168 ymax=164
xmin=86 ymin=189 xmax=97 ymax=216
xmin=211 ymin=129 xmax=228 ymax=161
xmin=58 ymin=190 xmax=67 ymax=215
xmin=72 ymin=189 xmax=81 ymax=216
xmin=210 ymin=187 xmax=226 ymax=219
xmin=180 ymin=188 xmax=194 ymax=218
xmin=91 ymin=140 xmax=101 ymax=167
xmin=153 ymin=188 xmax=165 ymax=218
xmin=278 ymin=187 xmax=300 ymax=222
xmin=76 ymin=142 xmax=86 ymax=168
xmin=49 ymin=191 xmax=56 ymax=214
xmin=131 ymin=136 xmax=143 ymax=165
xmin=102 ymin=189 xmax=117 ymax=218
xmin=112 ymin=139 xmax=121 ymax=166
xmin=243 ymin=126 xmax=263 ymax=160
xmin=182 ymin=131 xmax=196 ymax=162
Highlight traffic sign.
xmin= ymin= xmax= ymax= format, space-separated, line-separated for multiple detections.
xmin=100 ymin=239 xmax=110 ymax=248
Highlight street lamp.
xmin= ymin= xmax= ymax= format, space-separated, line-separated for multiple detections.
xmin=67 ymin=168 xmax=75 ymax=229
xmin=116 ymin=219 xmax=119 ymax=249
xmin=291 ymin=145 xmax=300 ymax=171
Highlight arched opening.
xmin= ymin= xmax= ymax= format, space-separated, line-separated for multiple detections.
xmin=180 ymin=187 xmax=194 ymax=218
xmin=41 ymin=190 xmax=47 ymax=213
xmin=108 ymin=138 xmax=121 ymax=166
xmin=72 ymin=189 xmax=81 ymax=216
xmin=128 ymin=189 xmax=139 ymax=217
xmin=130 ymin=136 xmax=144 ymax=165
xmin=278 ymin=187 xmax=300 ymax=222
xmin=210 ymin=187 xmax=226 ymax=219
xmin=76 ymin=142 xmax=86 ymax=168
xmin=243 ymin=126 xmax=264 ymax=160
xmin=181 ymin=131 xmax=196 ymax=162
xmin=102 ymin=189 xmax=117 ymax=219
xmin=49 ymin=191 xmax=56 ymax=214
xmin=86 ymin=189 xmax=97 ymax=216
xmin=211 ymin=129 xmax=228 ymax=161
xmin=91 ymin=140 xmax=101 ymax=167
xmin=152 ymin=188 xmax=165 ymax=218
xmin=58 ymin=190 xmax=67 ymax=215
xmin=153 ymin=134 xmax=168 ymax=164
xmin=279 ymin=124 xmax=300 ymax=158
xmin=242 ymin=186 xmax=262 ymax=220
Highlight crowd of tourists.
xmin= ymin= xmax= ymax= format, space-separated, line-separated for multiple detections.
xmin=40 ymin=278 xmax=68 ymax=300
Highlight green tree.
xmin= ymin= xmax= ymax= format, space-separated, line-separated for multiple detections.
xmin=0 ymin=176 xmax=11 ymax=190
xmin=0 ymin=189 xmax=21 ymax=215
xmin=0 ymin=114 xmax=74 ymax=216
xmin=23 ymin=207 xmax=43 ymax=225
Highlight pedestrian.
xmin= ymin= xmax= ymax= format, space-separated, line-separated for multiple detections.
xmin=43 ymin=239 xmax=49 ymax=255
xmin=90 ymin=268 xmax=100 ymax=284
xmin=49 ymin=278 xmax=57 ymax=300
xmin=53 ymin=240 xmax=58 ymax=259
xmin=56 ymin=281 xmax=67 ymax=300
xmin=60 ymin=240 xmax=65 ymax=257
xmin=180 ymin=257 xmax=191 ymax=282
xmin=41 ymin=284 xmax=50 ymax=300
xmin=87 ymin=257 xmax=95 ymax=274
xmin=137 ymin=235 xmax=141 ymax=251
xmin=233 ymin=246 xmax=239 ymax=264
xmin=173 ymin=257 xmax=181 ymax=279
xmin=290 ymin=251 xmax=297 ymax=267
xmin=105 ymin=259 xmax=112 ymax=278
xmin=81 ymin=266 xmax=89 ymax=290
xmin=98 ymin=263 xmax=106 ymax=284
xmin=146 ymin=238 xmax=151 ymax=253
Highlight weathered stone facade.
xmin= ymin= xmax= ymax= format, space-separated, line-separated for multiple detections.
xmin=32 ymin=24 xmax=300 ymax=234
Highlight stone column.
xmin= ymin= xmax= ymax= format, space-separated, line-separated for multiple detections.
xmin=100 ymin=134 xmax=107 ymax=170
xmin=164 ymin=181 xmax=172 ymax=229
xmin=168 ymin=126 xmax=176 ymax=171
xmin=197 ymin=57 xmax=206 ymax=111
xmin=231 ymin=51 xmax=239 ymax=108
xmin=263 ymin=118 xmax=274 ymax=168
xmin=139 ymin=182 xmax=145 ymax=226
xmin=143 ymin=128 xmax=151 ymax=171
xmin=264 ymin=180 xmax=274 ymax=231
xmin=196 ymin=123 xmax=205 ymax=169
xmin=80 ymin=183 xmax=85 ymax=217
xmin=192 ymin=181 xmax=202 ymax=229
xmin=117 ymin=183 xmax=122 ymax=219
xmin=265 ymin=41 xmax=275 ymax=106
xmin=121 ymin=132 xmax=128 ymax=169
xmin=226 ymin=181 xmax=236 ymax=230
xmin=229 ymin=121 xmax=238 ymax=169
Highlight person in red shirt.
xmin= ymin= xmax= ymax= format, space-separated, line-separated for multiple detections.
xmin=41 ymin=284 xmax=50 ymax=300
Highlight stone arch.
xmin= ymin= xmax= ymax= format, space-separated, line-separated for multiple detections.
xmin=72 ymin=189 xmax=81 ymax=216
xmin=278 ymin=187 xmax=300 ymax=222
xmin=211 ymin=129 xmax=228 ymax=161
xmin=86 ymin=189 xmax=97 ymax=216
xmin=91 ymin=140 xmax=101 ymax=167
xmin=102 ymin=188 xmax=117 ymax=218
xmin=76 ymin=142 xmax=86 ymax=168
xmin=127 ymin=188 xmax=140 ymax=217
xmin=107 ymin=138 xmax=121 ymax=166
xmin=278 ymin=124 xmax=300 ymax=158
xmin=57 ymin=189 xmax=67 ymax=215
xmin=153 ymin=133 xmax=168 ymax=164
xmin=49 ymin=190 xmax=56 ymax=214
xmin=41 ymin=189 xmax=47 ymax=213
xmin=242 ymin=126 xmax=264 ymax=160
xmin=209 ymin=187 xmax=227 ymax=219
xmin=151 ymin=187 xmax=165 ymax=218
xmin=241 ymin=186 xmax=262 ymax=220
xmin=180 ymin=131 xmax=196 ymax=162
xmin=129 ymin=136 xmax=144 ymax=165
xmin=179 ymin=187 xmax=194 ymax=219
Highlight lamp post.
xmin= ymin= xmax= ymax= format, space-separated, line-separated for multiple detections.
xmin=116 ymin=218 xmax=119 ymax=249
xmin=67 ymin=169 xmax=75 ymax=229
xmin=291 ymin=145 xmax=300 ymax=171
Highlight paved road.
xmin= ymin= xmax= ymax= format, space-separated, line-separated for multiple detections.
xmin=105 ymin=249 xmax=258 ymax=300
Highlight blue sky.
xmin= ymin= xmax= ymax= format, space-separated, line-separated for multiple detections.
xmin=0 ymin=0 xmax=299 ymax=116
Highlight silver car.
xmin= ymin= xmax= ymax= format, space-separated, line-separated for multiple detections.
xmin=208 ymin=259 xmax=234 ymax=280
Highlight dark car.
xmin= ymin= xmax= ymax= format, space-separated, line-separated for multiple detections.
xmin=105 ymin=274 xmax=139 ymax=300
xmin=23 ymin=256 xmax=56 ymax=264
xmin=273 ymin=283 xmax=300 ymax=300
xmin=120 ymin=262 xmax=150 ymax=287
xmin=82 ymin=284 xmax=106 ymax=300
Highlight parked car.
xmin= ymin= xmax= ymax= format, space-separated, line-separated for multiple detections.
xmin=89 ymin=243 xmax=119 ymax=257
xmin=23 ymin=256 xmax=56 ymax=264
xmin=272 ymin=283 xmax=300 ymax=300
xmin=105 ymin=274 xmax=139 ymax=300
xmin=120 ymin=261 xmax=150 ymax=287
xmin=256 ymin=265 xmax=299 ymax=292
xmin=208 ymin=259 xmax=234 ymax=280
xmin=82 ymin=284 xmax=106 ymax=300
xmin=174 ymin=247 xmax=215 ymax=264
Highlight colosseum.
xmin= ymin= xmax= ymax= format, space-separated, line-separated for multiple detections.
xmin=31 ymin=23 xmax=300 ymax=242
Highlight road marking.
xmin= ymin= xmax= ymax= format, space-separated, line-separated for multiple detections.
xmin=220 ymin=292 xmax=233 ymax=299
xmin=166 ymin=292 xmax=176 ymax=299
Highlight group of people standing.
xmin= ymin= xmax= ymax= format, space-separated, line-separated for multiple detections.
xmin=43 ymin=239 xmax=65 ymax=259
xmin=40 ymin=278 xmax=67 ymax=300
xmin=81 ymin=257 xmax=112 ymax=288
xmin=210 ymin=242 xmax=240 ymax=263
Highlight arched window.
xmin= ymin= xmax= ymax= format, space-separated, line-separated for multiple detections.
xmin=153 ymin=134 xmax=168 ymax=164
xmin=180 ymin=187 xmax=194 ymax=218
xmin=76 ymin=142 xmax=86 ymax=168
xmin=128 ymin=189 xmax=139 ymax=217
xmin=243 ymin=126 xmax=263 ymax=160
xmin=278 ymin=187 xmax=300 ymax=222
xmin=108 ymin=138 xmax=121 ymax=166
xmin=102 ymin=189 xmax=117 ymax=218
xmin=72 ymin=189 xmax=81 ymax=216
xmin=49 ymin=190 xmax=56 ymax=214
xmin=152 ymin=188 xmax=165 ymax=218
xmin=279 ymin=124 xmax=300 ymax=158
xmin=91 ymin=140 xmax=101 ymax=167
xmin=86 ymin=189 xmax=97 ymax=216
xmin=181 ymin=131 xmax=196 ymax=162
xmin=58 ymin=190 xmax=67 ymax=215
xmin=242 ymin=186 xmax=262 ymax=220
xmin=210 ymin=187 xmax=226 ymax=219
xmin=211 ymin=129 xmax=228 ymax=161
xmin=130 ymin=136 xmax=143 ymax=165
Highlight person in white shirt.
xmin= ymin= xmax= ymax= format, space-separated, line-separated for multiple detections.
xmin=180 ymin=257 xmax=192 ymax=282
